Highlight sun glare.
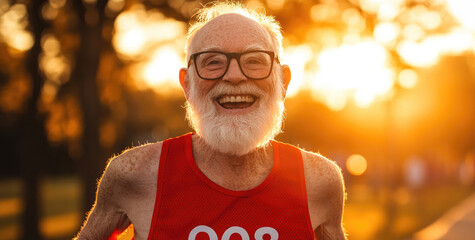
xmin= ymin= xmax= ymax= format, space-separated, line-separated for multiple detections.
xmin=283 ymin=44 xmax=313 ymax=97
xmin=109 ymin=0 xmax=475 ymax=109
xmin=311 ymin=40 xmax=394 ymax=109
xmin=397 ymin=27 xmax=474 ymax=67
xmin=113 ymin=4 xmax=187 ymax=91
xmin=113 ymin=4 xmax=186 ymax=60
xmin=446 ymin=0 xmax=475 ymax=31
xmin=139 ymin=45 xmax=183 ymax=90
xmin=397 ymin=40 xmax=439 ymax=67
xmin=114 ymin=27 xmax=146 ymax=57
xmin=436 ymin=27 xmax=474 ymax=55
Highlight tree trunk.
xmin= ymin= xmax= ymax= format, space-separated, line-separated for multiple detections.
xmin=21 ymin=0 xmax=47 ymax=239
xmin=71 ymin=0 xmax=107 ymax=215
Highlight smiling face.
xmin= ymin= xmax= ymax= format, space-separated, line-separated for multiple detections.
xmin=188 ymin=13 xmax=278 ymax=109
xmin=181 ymin=13 xmax=290 ymax=156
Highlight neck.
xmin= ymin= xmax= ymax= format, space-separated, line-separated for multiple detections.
xmin=191 ymin=134 xmax=274 ymax=190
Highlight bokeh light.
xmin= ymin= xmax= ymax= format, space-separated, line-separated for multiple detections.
xmin=373 ymin=22 xmax=400 ymax=45
xmin=107 ymin=0 xmax=475 ymax=111
xmin=346 ymin=154 xmax=368 ymax=176
xmin=0 ymin=3 xmax=34 ymax=52
xmin=113 ymin=4 xmax=186 ymax=60
xmin=138 ymin=45 xmax=184 ymax=91
xmin=39 ymin=33 xmax=71 ymax=104
xmin=398 ymin=69 xmax=418 ymax=89
xmin=112 ymin=4 xmax=186 ymax=91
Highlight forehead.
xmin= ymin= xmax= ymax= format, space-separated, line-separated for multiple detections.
xmin=190 ymin=13 xmax=274 ymax=53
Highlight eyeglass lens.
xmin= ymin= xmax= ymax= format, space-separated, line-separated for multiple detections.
xmin=195 ymin=52 xmax=272 ymax=79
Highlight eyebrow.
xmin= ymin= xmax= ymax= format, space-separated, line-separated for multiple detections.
xmin=242 ymin=44 xmax=266 ymax=51
xmin=197 ymin=45 xmax=221 ymax=52
xmin=198 ymin=44 xmax=267 ymax=53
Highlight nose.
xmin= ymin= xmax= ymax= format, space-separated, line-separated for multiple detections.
xmin=222 ymin=58 xmax=247 ymax=84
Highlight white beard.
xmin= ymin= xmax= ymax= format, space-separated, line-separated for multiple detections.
xmin=185 ymin=71 xmax=285 ymax=156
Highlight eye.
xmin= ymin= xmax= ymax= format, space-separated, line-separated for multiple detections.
xmin=242 ymin=56 xmax=268 ymax=68
xmin=246 ymin=58 xmax=263 ymax=64
xmin=207 ymin=59 xmax=224 ymax=65
xmin=200 ymin=54 xmax=226 ymax=68
xmin=241 ymin=52 xmax=270 ymax=67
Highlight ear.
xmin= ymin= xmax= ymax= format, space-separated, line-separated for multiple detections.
xmin=179 ymin=68 xmax=190 ymax=99
xmin=281 ymin=64 xmax=291 ymax=98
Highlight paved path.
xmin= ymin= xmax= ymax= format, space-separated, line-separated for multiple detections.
xmin=413 ymin=192 xmax=475 ymax=240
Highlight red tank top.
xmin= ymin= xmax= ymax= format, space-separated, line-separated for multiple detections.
xmin=147 ymin=133 xmax=315 ymax=240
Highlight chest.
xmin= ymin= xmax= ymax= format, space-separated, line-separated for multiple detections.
xmin=151 ymin=173 xmax=313 ymax=240
xmin=148 ymin=147 xmax=314 ymax=239
xmin=199 ymin=166 xmax=272 ymax=191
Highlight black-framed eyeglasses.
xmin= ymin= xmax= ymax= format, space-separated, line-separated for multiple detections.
xmin=187 ymin=50 xmax=280 ymax=80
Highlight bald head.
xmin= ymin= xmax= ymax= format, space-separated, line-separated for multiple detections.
xmin=185 ymin=2 xmax=283 ymax=61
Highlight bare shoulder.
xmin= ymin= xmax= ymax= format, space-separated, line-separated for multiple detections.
xmin=76 ymin=142 xmax=164 ymax=240
xmin=300 ymin=149 xmax=344 ymax=197
xmin=108 ymin=141 xmax=163 ymax=175
xmin=299 ymin=148 xmax=346 ymax=235
xmin=99 ymin=141 xmax=164 ymax=205
xmin=106 ymin=141 xmax=163 ymax=186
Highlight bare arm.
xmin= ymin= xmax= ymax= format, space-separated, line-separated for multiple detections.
xmin=314 ymin=165 xmax=346 ymax=240
xmin=74 ymin=155 xmax=131 ymax=240
xmin=302 ymin=151 xmax=347 ymax=240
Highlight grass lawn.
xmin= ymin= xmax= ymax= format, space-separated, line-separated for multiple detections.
xmin=0 ymin=177 xmax=82 ymax=240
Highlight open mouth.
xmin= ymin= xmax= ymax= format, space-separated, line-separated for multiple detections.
xmin=217 ymin=94 xmax=256 ymax=109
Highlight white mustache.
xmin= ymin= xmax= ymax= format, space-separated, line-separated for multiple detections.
xmin=186 ymin=76 xmax=285 ymax=156
xmin=207 ymin=83 xmax=267 ymax=100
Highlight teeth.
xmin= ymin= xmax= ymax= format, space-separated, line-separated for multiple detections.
xmin=218 ymin=95 xmax=255 ymax=104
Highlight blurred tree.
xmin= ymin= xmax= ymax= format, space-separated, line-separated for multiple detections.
xmin=70 ymin=0 xmax=108 ymax=215
xmin=21 ymin=0 xmax=48 ymax=239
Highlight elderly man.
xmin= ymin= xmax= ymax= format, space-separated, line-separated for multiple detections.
xmin=76 ymin=2 xmax=346 ymax=240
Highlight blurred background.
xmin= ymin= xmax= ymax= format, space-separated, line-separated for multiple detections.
xmin=0 ymin=0 xmax=474 ymax=239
